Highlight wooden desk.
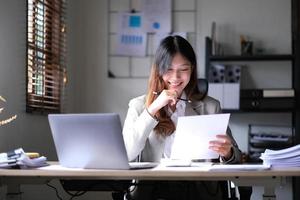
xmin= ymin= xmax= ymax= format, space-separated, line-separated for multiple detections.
xmin=1 ymin=162 xmax=300 ymax=200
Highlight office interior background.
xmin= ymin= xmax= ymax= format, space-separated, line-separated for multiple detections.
xmin=0 ymin=0 xmax=295 ymax=199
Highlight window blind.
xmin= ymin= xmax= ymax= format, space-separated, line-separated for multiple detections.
xmin=26 ymin=0 xmax=67 ymax=113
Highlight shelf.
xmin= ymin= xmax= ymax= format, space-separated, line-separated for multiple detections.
xmin=205 ymin=37 xmax=293 ymax=62
xmin=205 ymin=35 xmax=295 ymax=112
xmin=209 ymin=54 xmax=294 ymax=62
xmin=222 ymin=95 xmax=295 ymax=113
xmin=223 ymin=108 xmax=295 ymax=113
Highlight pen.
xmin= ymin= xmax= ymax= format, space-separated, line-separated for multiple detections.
xmin=152 ymin=91 xmax=192 ymax=103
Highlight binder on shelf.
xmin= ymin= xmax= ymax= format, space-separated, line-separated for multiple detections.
xmin=240 ymin=97 xmax=295 ymax=111
xmin=208 ymin=64 xmax=241 ymax=110
xmin=241 ymin=89 xmax=294 ymax=98
xmin=263 ymin=89 xmax=295 ymax=97
xmin=250 ymin=135 xmax=292 ymax=149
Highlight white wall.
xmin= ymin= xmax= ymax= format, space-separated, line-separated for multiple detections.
xmin=67 ymin=0 xmax=148 ymax=122
xmin=0 ymin=0 xmax=293 ymax=200
xmin=0 ymin=1 xmax=57 ymax=158
xmin=0 ymin=1 xmax=70 ymax=199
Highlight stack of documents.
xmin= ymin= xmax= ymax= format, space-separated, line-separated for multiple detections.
xmin=260 ymin=144 xmax=300 ymax=167
xmin=0 ymin=148 xmax=48 ymax=169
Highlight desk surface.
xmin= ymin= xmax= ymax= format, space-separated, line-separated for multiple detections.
xmin=1 ymin=162 xmax=300 ymax=181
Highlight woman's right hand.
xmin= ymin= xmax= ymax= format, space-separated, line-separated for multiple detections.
xmin=147 ymin=89 xmax=178 ymax=116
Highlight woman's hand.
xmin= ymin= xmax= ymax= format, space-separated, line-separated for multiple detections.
xmin=209 ymin=134 xmax=233 ymax=160
xmin=147 ymin=89 xmax=178 ymax=116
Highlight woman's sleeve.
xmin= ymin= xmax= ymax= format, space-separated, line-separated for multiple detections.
xmin=122 ymin=98 xmax=159 ymax=161
xmin=221 ymin=127 xmax=242 ymax=164
xmin=214 ymin=100 xmax=242 ymax=164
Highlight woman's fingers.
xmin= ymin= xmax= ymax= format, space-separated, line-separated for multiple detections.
xmin=209 ymin=134 xmax=233 ymax=158
xmin=162 ymin=90 xmax=178 ymax=106
xmin=169 ymin=90 xmax=178 ymax=105
xmin=148 ymin=89 xmax=178 ymax=115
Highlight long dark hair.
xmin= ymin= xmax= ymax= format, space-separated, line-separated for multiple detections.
xmin=146 ymin=35 xmax=205 ymax=136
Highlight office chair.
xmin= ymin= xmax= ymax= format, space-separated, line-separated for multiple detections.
xmin=197 ymin=78 xmax=209 ymax=97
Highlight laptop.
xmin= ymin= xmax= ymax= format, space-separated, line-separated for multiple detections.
xmin=48 ymin=113 xmax=157 ymax=170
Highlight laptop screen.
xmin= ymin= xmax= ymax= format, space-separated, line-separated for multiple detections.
xmin=48 ymin=113 xmax=131 ymax=169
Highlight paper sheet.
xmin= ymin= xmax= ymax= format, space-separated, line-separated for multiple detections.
xmin=209 ymin=164 xmax=270 ymax=171
xmin=170 ymin=114 xmax=230 ymax=160
xmin=141 ymin=0 xmax=171 ymax=33
xmin=114 ymin=12 xmax=147 ymax=56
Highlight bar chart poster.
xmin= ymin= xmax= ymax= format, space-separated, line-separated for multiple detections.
xmin=114 ymin=13 xmax=147 ymax=57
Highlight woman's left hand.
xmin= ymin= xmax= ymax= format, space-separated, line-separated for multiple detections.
xmin=209 ymin=134 xmax=233 ymax=160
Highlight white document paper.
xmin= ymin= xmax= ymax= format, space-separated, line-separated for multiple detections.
xmin=0 ymin=148 xmax=47 ymax=169
xmin=141 ymin=0 xmax=171 ymax=33
xmin=208 ymin=83 xmax=224 ymax=109
xmin=260 ymin=144 xmax=300 ymax=167
xmin=114 ymin=13 xmax=147 ymax=56
xmin=223 ymin=83 xmax=240 ymax=109
xmin=209 ymin=164 xmax=270 ymax=171
xmin=261 ymin=144 xmax=300 ymax=156
xmin=170 ymin=114 xmax=230 ymax=160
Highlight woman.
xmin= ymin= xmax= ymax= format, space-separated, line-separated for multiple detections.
xmin=122 ymin=35 xmax=242 ymax=200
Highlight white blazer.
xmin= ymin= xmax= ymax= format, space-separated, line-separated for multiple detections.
xmin=122 ymin=95 xmax=241 ymax=163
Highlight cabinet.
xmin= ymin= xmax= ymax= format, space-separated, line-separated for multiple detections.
xmin=293 ymin=0 xmax=300 ymax=199
xmin=248 ymin=124 xmax=293 ymax=163
xmin=205 ymin=36 xmax=295 ymax=113
xmin=205 ymin=35 xmax=296 ymax=161
xmin=205 ymin=0 xmax=300 ymax=196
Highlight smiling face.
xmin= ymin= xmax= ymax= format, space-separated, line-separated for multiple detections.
xmin=162 ymin=53 xmax=192 ymax=96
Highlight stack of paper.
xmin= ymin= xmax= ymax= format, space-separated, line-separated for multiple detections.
xmin=260 ymin=144 xmax=300 ymax=167
xmin=0 ymin=148 xmax=48 ymax=169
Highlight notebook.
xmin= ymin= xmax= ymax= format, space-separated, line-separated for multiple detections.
xmin=48 ymin=113 xmax=157 ymax=170
xmin=170 ymin=113 xmax=231 ymax=160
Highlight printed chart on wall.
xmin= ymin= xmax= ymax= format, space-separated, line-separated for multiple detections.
xmin=141 ymin=0 xmax=171 ymax=33
xmin=114 ymin=13 xmax=147 ymax=57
